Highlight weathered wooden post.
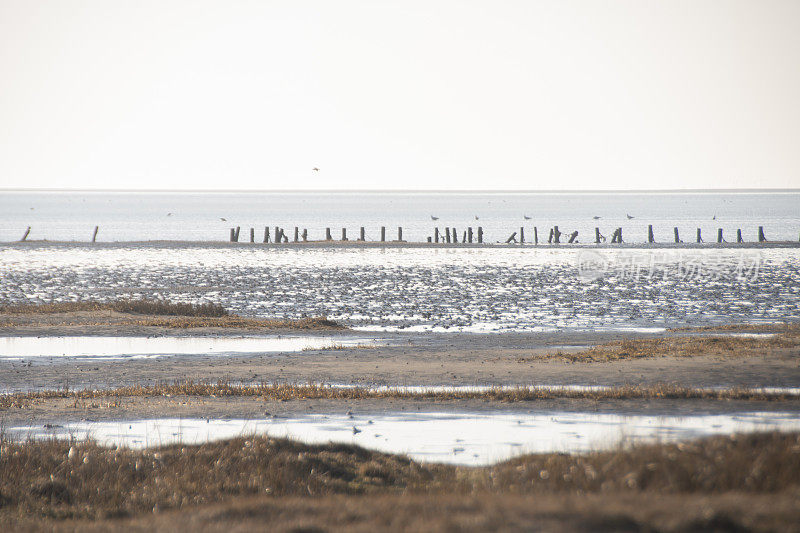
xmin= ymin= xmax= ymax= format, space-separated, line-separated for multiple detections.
xmin=233 ymin=227 xmax=240 ymax=242
xmin=467 ymin=227 xmax=473 ymax=243
xmin=427 ymin=236 xmax=432 ymax=242
xmin=294 ymin=227 xmax=299 ymax=242
xmin=434 ymin=227 xmax=440 ymax=243
xmin=595 ymin=227 xmax=601 ymax=244
xmin=533 ymin=227 xmax=538 ymax=245
xmin=568 ymin=231 xmax=578 ymax=243
xmin=302 ymin=229 xmax=308 ymax=242
xmin=519 ymin=227 xmax=525 ymax=244
xmin=737 ymin=229 xmax=743 ymax=243
xmin=758 ymin=226 xmax=766 ymax=242
xmin=548 ymin=228 xmax=554 ymax=244
xmin=263 ymin=227 xmax=270 ymax=243
xmin=282 ymin=229 xmax=289 ymax=243
xmin=274 ymin=226 xmax=280 ymax=243
xmin=553 ymin=226 xmax=561 ymax=244
xmin=341 ymin=228 xmax=348 ymax=241
xmin=21 ymin=226 xmax=31 ymax=241
xmin=505 ymin=232 xmax=517 ymax=244
xmin=250 ymin=228 xmax=255 ymax=243
xmin=648 ymin=225 xmax=655 ymax=243
xmin=325 ymin=228 xmax=332 ymax=241
xmin=92 ymin=226 xmax=99 ymax=243
xmin=610 ymin=228 xmax=623 ymax=243
xmin=696 ymin=228 xmax=702 ymax=243
xmin=397 ymin=227 xmax=403 ymax=241
xmin=477 ymin=227 xmax=483 ymax=243
xmin=445 ymin=227 xmax=451 ymax=243
xmin=359 ymin=227 xmax=365 ymax=241
xmin=380 ymin=226 xmax=386 ymax=242
xmin=451 ymin=227 xmax=458 ymax=243
xmin=674 ymin=227 xmax=680 ymax=243
xmin=717 ymin=228 xmax=724 ymax=243
xmin=230 ymin=228 xmax=236 ymax=242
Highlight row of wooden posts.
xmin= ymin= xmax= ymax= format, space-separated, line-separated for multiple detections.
xmin=229 ymin=225 xmax=769 ymax=244
xmin=19 ymin=226 xmax=101 ymax=242
xmin=231 ymin=226 xmax=412 ymax=243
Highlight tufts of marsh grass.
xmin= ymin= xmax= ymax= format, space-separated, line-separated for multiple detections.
xmin=0 ymin=299 xmax=229 ymax=317
xmin=0 ymin=432 xmax=798 ymax=521
xmin=0 ymin=299 xmax=345 ymax=330
xmin=1 ymin=381 xmax=795 ymax=410
xmin=521 ymin=326 xmax=800 ymax=363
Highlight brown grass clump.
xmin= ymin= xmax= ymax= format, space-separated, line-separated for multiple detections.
xmin=0 ymin=432 xmax=798 ymax=523
xmin=523 ymin=326 xmax=800 ymax=363
xmin=0 ymin=381 xmax=794 ymax=410
xmin=0 ymin=299 xmax=345 ymax=330
xmin=0 ymin=299 xmax=229 ymax=317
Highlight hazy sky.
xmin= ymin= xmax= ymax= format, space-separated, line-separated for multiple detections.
xmin=1 ymin=0 xmax=799 ymax=190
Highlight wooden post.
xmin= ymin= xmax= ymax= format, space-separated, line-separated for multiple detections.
xmin=451 ymin=227 xmax=458 ymax=243
xmin=717 ymin=228 xmax=723 ymax=243
xmin=462 ymin=230 xmax=467 ymax=242
xmin=505 ymin=232 xmax=517 ymax=244
xmin=274 ymin=226 xmax=280 ymax=243
xmin=758 ymin=226 xmax=766 ymax=242
xmin=477 ymin=227 xmax=483 ymax=243
xmin=648 ymin=225 xmax=654 ymax=243
xmin=737 ymin=229 xmax=743 ymax=243
xmin=282 ymin=229 xmax=288 ymax=243
xmin=250 ymin=228 xmax=255 ymax=243
xmin=533 ymin=227 xmax=538 ymax=245
xmin=235 ymin=227 xmax=241 ymax=241
xmin=674 ymin=227 xmax=680 ymax=243
xmin=302 ymin=229 xmax=308 ymax=242
xmin=519 ymin=227 xmax=525 ymax=244
xmin=326 ymin=228 xmax=332 ymax=241
xmin=568 ymin=231 xmax=578 ymax=244
xmin=548 ymin=228 xmax=554 ymax=244
xmin=467 ymin=227 xmax=473 ymax=243
xmin=427 ymin=236 xmax=432 ymax=243
xmin=263 ymin=227 xmax=270 ymax=243
xmin=397 ymin=227 xmax=403 ymax=241
xmin=294 ymin=227 xmax=299 ymax=242
xmin=341 ymin=228 xmax=348 ymax=241
xmin=434 ymin=227 xmax=440 ymax=243
xmin=697 ymin=228 xmax=702 ymax=243
xmin=380 ymin=226 xmax=386 ymax=242
xmin=595 ymin=227 xmax=601 ymax=244
xmin=445 ymin=227 xmax=451 ymax=243
xmin=359 ymin=227 xmax=365 ymax=241
xmin=20 ymin=226 xmax=31 ymax=241
xmin=553 ymin=226 xmax=561 ymax=244
xmin=230 ymin=228 xmax=236 ymax=242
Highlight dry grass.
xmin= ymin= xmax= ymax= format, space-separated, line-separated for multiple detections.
xmin=0 ymin=300 xmax=229 ymax=317
xmin=521 ymin=326 xmax=800 ymax=363
xmin=0 ymin=299 xmax=345 ymax=330
xmin=0 ymin=432 xmax=798 ymax=525
xmin=1 ymin=381 xmax=795 ymax=410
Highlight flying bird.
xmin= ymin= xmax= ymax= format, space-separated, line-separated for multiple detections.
xmin=312 ymin=167 xmax=319 ymax=172
xmin=626 ymin=214 xmax=635 ymax=219
xmin=220 ymin=218 xmax=227 ymax=221
xmin=474 ymin=215 xmax=479 ymax=220
xmin=593 ymin=216 xmax=601 ymax=220
xmin=524 ymin=215 xmax=531 ymax=220
xmin=431 ymin=215 xmax=439 ymax=221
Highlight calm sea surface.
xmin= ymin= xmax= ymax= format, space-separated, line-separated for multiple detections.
xmin=1 ymin=190 xmax=799 ymax=243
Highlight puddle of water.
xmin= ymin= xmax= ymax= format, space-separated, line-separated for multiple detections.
xmin=8 ymin=411 xmax=800 ymax=466
xmin=0 ymin=336 xmax=377 ymax=360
